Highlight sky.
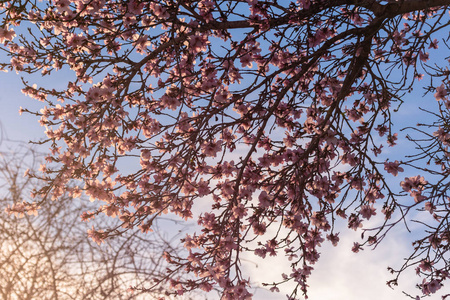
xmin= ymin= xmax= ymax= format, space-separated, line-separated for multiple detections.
xmin=0 ymin=72 xmax=47 ymax=145
xmin=0 ymin=69 xmax=437 ymax=300
xmin=248 ymin=226 xmax=419 ymax=300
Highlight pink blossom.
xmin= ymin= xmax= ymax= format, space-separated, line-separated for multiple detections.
xmin=418 ymin=260 xmax=433 ymax=272
xmin=0 ymin=26 xmax=16 ymax=43
xmin=188 ymin=34 xmax=209 ymax=54
xmin=240 ymin=54 xmax=253 ymax=68
xmin=201 ymin=139 xmax=222 ymax=157
xmin=348 ymin=214 xmax=363 ymax=231
xmin=258 ymin=191 xmax=272 ymax=208
xmin=422 ymin=279 xmax=441 ymax=295
xmin=428 ymin=38 xmax=439 ymax=49
xmin=384 ymin=160 xmax=404 ymax=176
xmin=232 ymin=203 xmax=247 ymax=219
xmin=411 ymin=190 xmax=427 ymax=203
xmin=352 ymin=242 xmax=362 ymax=253
xmin=87 ymin=226 xmax=105 ymax=245
xmin=346 ymin=108 xmax=362 ymax=122
xmin=359 ymin=205 xmax=376 ymax=220
xmin=434 ymin=84 xmax=448 ymax=101
xmin=326 ymin=233 xmax=340 ymax=246
xmin=253 ymin=222 xmax=266 ymax=235
xmin=196 ymin=179 xmax=211 ymax=197
xmin=160 ymin=94 xmax=181 ymax=110
xmin=401 ymin=175 xmax=427 ymax=193
xmin=310 ymin=211 xmax=328 ymax=228
xmin=433 ymin=126 xmax=450 ymax=143
xmin=419 ymin=50 xmax=429 ymax=62
xmin=150 ymin=2 xmax=169 ymax=19
xmin=387 ymin=133 xmax=398 ymax=146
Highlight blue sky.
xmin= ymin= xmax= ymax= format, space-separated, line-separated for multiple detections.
xmin=0 ymin=72 xmax=47 ymax=144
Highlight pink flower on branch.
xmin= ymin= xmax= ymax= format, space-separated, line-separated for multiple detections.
xmin=87 ymin=226 xmax=106 ymax=245
xmin=384 ymin=160 xmax=404 ymax=176
xmin=359 ymin=205 xmax=376 ymax=220
xmin=201 ymin=139 xmax=223 ymax=157
xmin=0 ymin=26 xmax=15 ymax=43
xmin=435 ymin=84 xmax=448 ymax=101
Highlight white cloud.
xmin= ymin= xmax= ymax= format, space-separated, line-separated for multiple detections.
xmin=243 ymin=224 xmax=422 ymax=300
xmin=306 ymin=228 xmax=418 ymax=300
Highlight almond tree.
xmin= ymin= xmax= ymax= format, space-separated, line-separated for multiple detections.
xmin=1 ymin=0 xmax=450 ymax=299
